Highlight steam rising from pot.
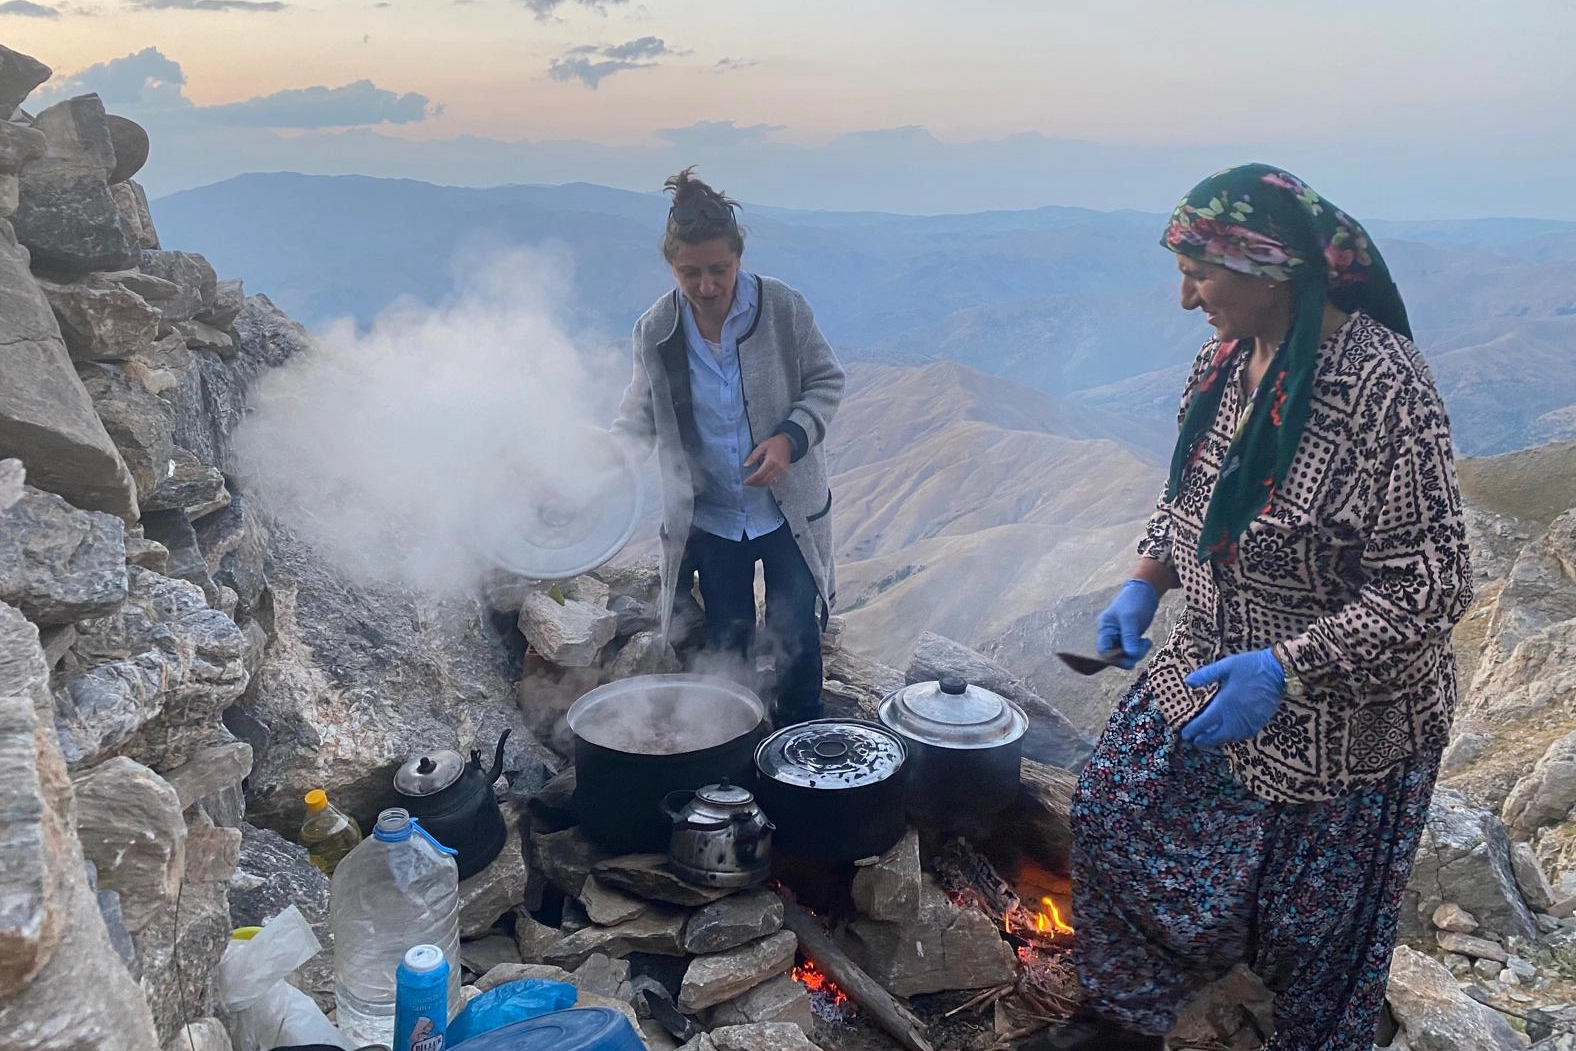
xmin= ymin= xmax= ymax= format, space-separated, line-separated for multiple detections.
xmin=233 ymin=247 xmax=636 ymax=591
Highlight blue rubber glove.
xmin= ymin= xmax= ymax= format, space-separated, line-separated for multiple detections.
xmin=1181 ymin=648 xmax=1286 ymax=748
xmin=1096 ymin=579 xmax=1160 ymax=669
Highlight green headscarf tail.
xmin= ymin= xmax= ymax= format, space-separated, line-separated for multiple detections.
xmin=1160 ymin=163 xmax=1411 ymax=561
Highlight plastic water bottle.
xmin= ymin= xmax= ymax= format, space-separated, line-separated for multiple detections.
xmin=394 ymin=944 xmax=449 ymax=1051
xmin=330 ymin=808 xmax=461 ymax=1049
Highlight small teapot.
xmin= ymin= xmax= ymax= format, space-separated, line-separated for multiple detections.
xmin=661 ymin=780 xmax=774 ymax=889
xmin=392 ymin=729 xmax=511 ymax=881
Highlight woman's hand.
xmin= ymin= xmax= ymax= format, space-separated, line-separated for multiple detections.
xmin=1181 ymin=648 xmax=1286 ymax=747
xmin=743 ymin=434 xmax=793 ymax=487
xmin=1096 ymin=579 xmax=1160 ymax=668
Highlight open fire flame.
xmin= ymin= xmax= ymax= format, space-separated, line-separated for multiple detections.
xmin=1006 ymin=895 xmax=1075 ymax=940
xmin=791 ymin=957 xmax=848 ymax=1006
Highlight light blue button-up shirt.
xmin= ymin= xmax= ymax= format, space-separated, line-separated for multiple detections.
xmin=679 ymin=272 xmax=786 ymax=541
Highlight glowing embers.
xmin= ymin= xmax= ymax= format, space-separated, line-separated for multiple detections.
xmin=791 ymin=954 xmax=857 ymax=1023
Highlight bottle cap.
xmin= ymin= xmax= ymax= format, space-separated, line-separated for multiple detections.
xmin=304 ymin=789 xmax=328 ymax=811
xmin=403 ymin=944 xmax=446 ymax=974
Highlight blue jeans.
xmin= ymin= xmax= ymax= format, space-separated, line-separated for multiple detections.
xmin=685 ymin=524 xmax=823 ymax=724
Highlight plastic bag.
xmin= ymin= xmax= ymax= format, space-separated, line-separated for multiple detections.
xmin=446 ymin=979 xmax=577 ymax=1045
xmin=218 ymin=905 xmax=351 ymax=1051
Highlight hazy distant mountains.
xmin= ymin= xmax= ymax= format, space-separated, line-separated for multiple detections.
xmin=154 ymin=173 xmax=1576 ymax=457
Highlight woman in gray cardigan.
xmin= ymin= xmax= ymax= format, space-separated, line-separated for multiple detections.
xmin=614 ymin=169 xmax=845 ymax=724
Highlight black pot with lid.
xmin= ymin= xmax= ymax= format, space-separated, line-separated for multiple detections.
xmin=752 ymin=719 xmax=908 ymax=862
xmin=391 ymin=729 xmax=510 ymax=880
xmin=879 ymin=674 xmax=1027 ymax=830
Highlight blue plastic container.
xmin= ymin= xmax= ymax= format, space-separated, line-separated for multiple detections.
xmin=446 ymin=1007 xmax=644 ymax=1051
xmin=393 ymin=944 xmax=450 ymax=1051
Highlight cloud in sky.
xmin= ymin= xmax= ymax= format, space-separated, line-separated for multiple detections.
xmin=0 ymin=1 xmax=61 ymax=17
xmin=201 ymin=80 xmax=436 ymax=127
xmin=36 ymin=46 xmax=188 ymax=107
xmin=713 ymin=57 xmax=757 ymax=73
xmin=548 ymin=35 xmax=671 ymax=88
xmin=131 ymin=0 xmax=287 ymax=9
xmin=34 ymin=48 xmax=436 ymax=129
xmin=518 ymin=0 xmax=626 ymax=19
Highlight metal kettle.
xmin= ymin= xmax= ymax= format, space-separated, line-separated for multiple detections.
xmin=391 ymin=728 xmax=511 ymax=881
xmin=660 ymin=780 xmax=774 ymax=888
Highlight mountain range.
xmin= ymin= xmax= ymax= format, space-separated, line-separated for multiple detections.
xmin=155 ymin=173 xmax=1576 ymax=458
xmin=149 ymin=174 xmax=1576 ymax=727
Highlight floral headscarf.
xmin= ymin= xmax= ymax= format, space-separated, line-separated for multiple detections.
xmin=1161 ymin=163 xmax=1411 ymax=561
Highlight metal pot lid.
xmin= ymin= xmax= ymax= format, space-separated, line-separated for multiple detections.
xmin=568 ymin=674 xmax=766 ymax=756
xmin=755 ymin=719 xmax=906 ymax=789
xmin=469 ymin=427 xmax=643 ymax=582
xmin=696 ymin=780 xmax=755 ymax=807
xmin=879 ymin=675 xmax=1028 ymax=749
xmin=394 ymin=750 xmax=466 ymax=796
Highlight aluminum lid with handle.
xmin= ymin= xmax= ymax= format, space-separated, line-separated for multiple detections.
xmin=468 ymin=425 xmax=643 ymax=581
xmin=878 ymin=674 xmax=1027 ymax=749
xmin=393 ymin=750 xmax=467 ymax=796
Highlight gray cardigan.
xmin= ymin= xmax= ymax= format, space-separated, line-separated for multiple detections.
xmin=614 ymin=275 xmax=846 ymax=639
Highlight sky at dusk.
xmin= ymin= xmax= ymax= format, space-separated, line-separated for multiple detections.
xmin=6 ymin=0 xmax=1576 ymax=217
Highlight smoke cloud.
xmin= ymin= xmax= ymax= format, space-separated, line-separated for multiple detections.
xmin=235 ymin=246 xmax=638 ymax=593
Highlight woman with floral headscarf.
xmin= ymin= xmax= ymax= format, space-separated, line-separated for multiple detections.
xmin=1035 ymin=165 xmax=1472 ymax=1050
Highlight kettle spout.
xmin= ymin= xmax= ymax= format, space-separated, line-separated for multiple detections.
xmin=481 ymin=728 xmax=511 ymax=784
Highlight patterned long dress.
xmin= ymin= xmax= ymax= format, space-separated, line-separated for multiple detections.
xmin=1072 ymin=312 xmax=1472 ymax=1049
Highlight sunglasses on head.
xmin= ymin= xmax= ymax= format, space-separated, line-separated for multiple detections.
xmin=669 ymin=197 xmax=735 ymax=227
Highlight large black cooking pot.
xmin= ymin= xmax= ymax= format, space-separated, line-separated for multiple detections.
xmin=753 ymin=719 xmax=908 ymax=862
xmin=568 ymin=674 xmax=767 ymax=853
xmin=878 ymin=675 xmax=1027 ymax=832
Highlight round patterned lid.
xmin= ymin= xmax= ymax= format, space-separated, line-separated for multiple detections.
xmin=754 ymin=719 xmax=907 ymax=789
xmin=878 ymin=675 xmax=1027 ymax=749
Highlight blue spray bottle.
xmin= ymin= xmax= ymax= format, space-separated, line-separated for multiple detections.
xmin=393 ymin=943 xmax=449 ymax=1051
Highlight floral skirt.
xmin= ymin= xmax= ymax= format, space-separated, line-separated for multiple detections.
xmin=1071 ymin=679 xmax=1439 ymax=1050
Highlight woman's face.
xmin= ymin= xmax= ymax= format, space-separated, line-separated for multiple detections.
xmin=1176 ymin=255 xmax=1288 ymax=344
xmin=670 ymin=238 xmax=741 ymax=321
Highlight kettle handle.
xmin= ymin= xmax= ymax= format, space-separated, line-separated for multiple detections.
xmin=660 ymin=789 xmax=694 ymax=823
xmin=732 ymin=810 xmax=773 ymax=861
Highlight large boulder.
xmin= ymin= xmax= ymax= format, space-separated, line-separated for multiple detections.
xmin=1384 ymin=944 xmax=1528 ymax=1050
xmin=1405 ymin=789 xmax=1538 ymax=943
xmin=77 ymin=363 xmax=177 ymax=504
xmin=0 ymin=602 xmax=72 ymax=995
xmin=1504 ymin=729 xmax=1576 ymax=839
xmin=0 ymin=45 xmax=50 ymax=115
xmin=164 ymin=295 xmax=310 ymax=473
xmin=1473 ymin=511 xmax=1576 ymax=687
xmin=234 ymin=526 xmax=558 ymax=830
xmin=13 ymin=95 xmax=137 ymax=273
xmin=0 ymin=121 xmax=46 ymax=221
xmin=110 ymin=180 xmax=159 ymax=250
xmin=0 ymin=601 xmax=161 ymax=1049
xmin=72 ymin=757 xmax=185 ymax=934
xmin=0 ymin=485 xmax=127 ymax=625
xmin=55 ymin=566 xmax=249 ymax=771
xmin=837 ymin=876 xmax=1018 ymax=996
xmin=137 ymin=250 xmax=216 ymax=326
xmin=105 ymin=115 xmax=149 ymax=185
xmin=135 ymin=811 xmax=237 ymax=1042
xmin=196 ymin=278 xmax=244 ymax=331
xmin=907 ymin=630 xmax=1094 ymax=769
xmin=192 ymin=493 xmax=268 ymax=616
xmin=0 ymin=221 xmax=138 ymax=518
xmin=37 ymin=276 xmax=161 ymax=363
